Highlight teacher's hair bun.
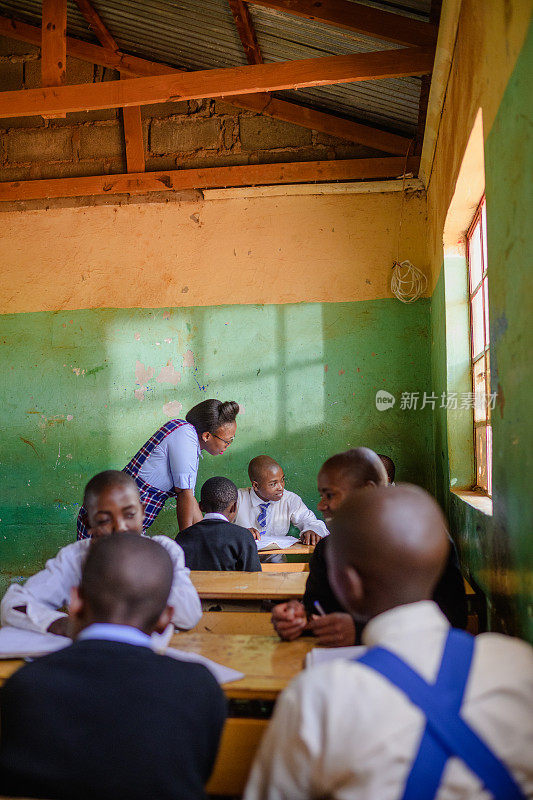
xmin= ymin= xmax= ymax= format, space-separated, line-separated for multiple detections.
xmin=218 ymin=400 xmax=240 ymax=422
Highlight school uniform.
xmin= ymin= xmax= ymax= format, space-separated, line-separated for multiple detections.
xmin=0 ymin=623 xmax=226 ymax=800
xmin=0 ymin=536 xmax=202 ymax=633
xmin=244 ymin=601 xmax=533 ymax=800
xmin=77 ymin=420 xmax=201 ymax=539
xmin=235 ymin=487 xmax=329 ymax=539
xmin=176 ymin=513 xmax=262 ymax=571
xmin=302 ymin=535 xmax=468 ymax=630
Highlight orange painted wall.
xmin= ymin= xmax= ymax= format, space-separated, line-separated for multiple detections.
xmin=0 ymin=190 xmax=427 ymax=314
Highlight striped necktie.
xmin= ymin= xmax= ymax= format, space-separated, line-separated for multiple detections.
xmin=257 ymin=502 xmax=270 ymax=532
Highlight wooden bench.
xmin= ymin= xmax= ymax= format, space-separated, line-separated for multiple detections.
xmin=206 ymin=717 xmax=267 ymax=796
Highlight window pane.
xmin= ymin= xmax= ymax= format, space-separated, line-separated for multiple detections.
xmin=483 ymin=278 xmax=490 ymax=347
xmin=473 ymin=355 xmax=487 ymax=422
xmin=471 ymin=287 xmax=485 ymax=359
xmin=476 ymin=426 xmax=488 ymax=492
xmin=486 ymin=354 xmax=492 ymax=421
xmin=469 ymin=218 xmax=483 ymax=292
xmin=487 ymin=425 xmax=493 ymax=496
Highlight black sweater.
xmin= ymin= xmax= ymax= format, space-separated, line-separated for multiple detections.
xmin=0 ymin=638 xmax=226 ymax=800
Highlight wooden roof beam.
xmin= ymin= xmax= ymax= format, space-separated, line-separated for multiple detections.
xmin=0 ymin=47 xmax=435 ymax=119
xmin=228 ymin=0 xmax=263 ymax=64
xmin=73 ymin=0 xmax=119 ymax=51
xmin=71 ymin=0 xmax=146 ymax=172
xmin=0 ymin=157 xmax=420 ymax=202
xmin=245 ymin=0 xmax=438 ymax=48
xmin=41 ymin=0 xmax=67 ymax=119
xmin=0 ymin=15 xmax=413 ymax=154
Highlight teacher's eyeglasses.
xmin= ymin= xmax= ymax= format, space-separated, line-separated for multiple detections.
xmin=211 ymin=432 xmax=235 ymax=446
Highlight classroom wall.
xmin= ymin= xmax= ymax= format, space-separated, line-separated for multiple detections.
xmin=0 ymin=189 xmax=434 ymax=589
xmin=428 ymin=1 xmax=532 ymax=641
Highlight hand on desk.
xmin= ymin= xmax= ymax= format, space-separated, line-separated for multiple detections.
xmin=249 ymin=527 xmax=261 ymax=541
xmin=308 ymin=612 xmax=356 ymax=647
xmin=271 ymin=600 xmax=307 ymax=641
xmin=299 ymin=530 xmax=320 ymax=546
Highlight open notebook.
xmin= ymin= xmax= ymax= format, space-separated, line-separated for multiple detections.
xmin=256 ymin=535 xmax=301 ymax=550
xmin=0 ymin=625 xmax=243 ymax=685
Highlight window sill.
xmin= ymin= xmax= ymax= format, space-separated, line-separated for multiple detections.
xmin=450 ymin=488 xmax=493 ymax=516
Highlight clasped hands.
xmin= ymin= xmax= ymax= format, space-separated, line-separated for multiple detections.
xmin=271 ymin=600 xmax=356 ymax=647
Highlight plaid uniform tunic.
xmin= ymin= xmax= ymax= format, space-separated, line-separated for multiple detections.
xmin=76 ymin=419 xmax=191 ymax=540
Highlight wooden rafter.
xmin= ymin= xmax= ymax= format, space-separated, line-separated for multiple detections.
xmin=415 ymin=0 xmax=442 ymax=155
xmin=122 ymin=105 xmax=145 ymax=172
xmin=41 ymin=0 xmax=67 ymax=120
xmin=73 ymin=0 xmax=119 ymax=51
xmin=0 ymin=48 xmax=435 ymax=119
xmin=71 ymin=0 xmax=146 ymax=172
xmin=0 ymin=157 xmax=420 ymax=202
xmin=228 ymin=0 xmax=263 ymax=64
xmin=0 ymin=15 xmax=414 ymax=154
xmin=245 ymin=0 xmax=437 ymax=48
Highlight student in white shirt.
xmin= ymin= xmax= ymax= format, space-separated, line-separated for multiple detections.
xmin=1 ymin=471 xmax=202 ymax=637
xmin=235 ymin=456 xmax=329 ymax=546
xmin=245 ymin=485 xmax=533 ymax=800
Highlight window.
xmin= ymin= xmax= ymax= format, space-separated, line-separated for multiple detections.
xmin=467 ymin=196 xmax=492 ymax=495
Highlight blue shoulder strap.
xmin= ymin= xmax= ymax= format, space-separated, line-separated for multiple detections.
xmin=357 ymin=629 xmax=526 ymax=800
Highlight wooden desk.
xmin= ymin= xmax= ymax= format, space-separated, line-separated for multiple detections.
xmin=0 ymin=628 xmax=313 ymax=701
xmin=260 ymin=544 xmax=314 ymax=556
xmin=190 ymin=570 xmax=307 ymax=601
xmin=187 ymin=611 xmax=276 ymax=636
xmin=170 ymin=631 xmax=314 ymax=700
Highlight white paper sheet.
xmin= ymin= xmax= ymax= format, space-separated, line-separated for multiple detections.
xmin=305 ymin=645 xmax=366 ymax=668
xmin=164 ymin=646 xmax=244 ymax=685
xmin=0 ymin=626 xmax=70 ymax=659
xmin=256 ymin=535 xmax=300 ymax=551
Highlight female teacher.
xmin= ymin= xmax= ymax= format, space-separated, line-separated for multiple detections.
xmin=76 ymin=399 xmax=240 ymax=539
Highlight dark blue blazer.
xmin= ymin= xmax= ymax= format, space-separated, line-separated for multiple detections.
xmin=0 ymin=638 xmax=226 ymax=800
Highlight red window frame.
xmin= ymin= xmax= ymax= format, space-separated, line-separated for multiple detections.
xmin=466 ymin=195 xmax=492 ymax=495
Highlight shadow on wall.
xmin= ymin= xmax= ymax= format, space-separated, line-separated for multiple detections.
xmin=0 ymin=299 xmax=434 ymax=573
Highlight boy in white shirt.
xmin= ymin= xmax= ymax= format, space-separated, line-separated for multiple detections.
xmin=235 ymin=456 xmax=329 ymax=546
xmin=0 ymin=470 xmax=202 ymax=636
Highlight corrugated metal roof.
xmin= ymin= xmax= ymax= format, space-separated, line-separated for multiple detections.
xmin=0 ymin=0 xmax=428 ymax=135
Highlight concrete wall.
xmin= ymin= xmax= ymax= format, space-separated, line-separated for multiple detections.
xmin=428 ymin=0 xmax=533 ymax=641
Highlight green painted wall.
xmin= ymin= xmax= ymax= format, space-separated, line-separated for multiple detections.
xmin=0 ymin=299 xmax=433 ymax=591
xmin=484 ymin=18 xmax=533 ymax=642
xmin=431 ymin=21 xmax=533 ymax=641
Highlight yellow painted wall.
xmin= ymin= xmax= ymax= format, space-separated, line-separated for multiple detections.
xmin=427 ymin=0 xmax=533 ymax=288
xmin=0 ymin=191 xmax=427 ymax=313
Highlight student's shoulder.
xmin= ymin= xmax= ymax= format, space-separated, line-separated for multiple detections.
xmin=282 ymin=488 xmax=305 ymax=505
xmin=49 ymin=538 xmax=91 ymax=564
xmin=158 ymin=653 xmax=224 ymax=694
xmin=237 ymin=487 xmax=252 ymax=500
xmin=228 ymin=521 xmax=257 ymax=541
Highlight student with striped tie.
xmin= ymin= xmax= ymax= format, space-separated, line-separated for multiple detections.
xmin=235 ymin=456 xmax=329 ymax=546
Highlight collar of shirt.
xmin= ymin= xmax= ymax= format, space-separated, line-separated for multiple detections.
xmin=362 ymin=601 xmax=448 ymax=649
xmin=203 ymin=512 xmax=230 ymax=522
xmin=77 ymin=623 xmax=153 ymax=649
xmin=249 ymin=487 xmax=282 ymax=507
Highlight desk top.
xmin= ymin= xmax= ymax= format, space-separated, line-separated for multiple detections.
xmin=186 ymin=611 xmax=275 ymax=636
xmin=171 ymin=632 xmax=314 ymax=699
xmin=260 ymin=544 xmax=314 ymax=556
xmin=0 ymin=628 xmax=313 ymax=701
xmin=190 ymin=570 xmax=308 ymax=600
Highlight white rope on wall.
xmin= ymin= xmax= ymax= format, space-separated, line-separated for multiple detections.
xmin=391 ymin=259 xmax=427 ymax=303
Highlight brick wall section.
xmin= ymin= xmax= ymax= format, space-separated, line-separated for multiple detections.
xmin=0 ymin=35 xmax=383 ymax=182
